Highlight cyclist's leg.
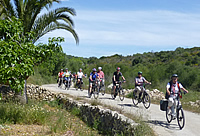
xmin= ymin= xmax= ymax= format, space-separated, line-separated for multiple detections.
xmin=102 ymin=79 xmax=105 ymax=86
xmin=135 ymin=86 xmax=142 ymax=99
xmin=97 ymin=80 xmax=100 ymax=89
xmin=89 ymin=80 xmax=92 ymax=93
xmin=141 ymin=87 xmax=147 ymax=98
xmin=168 ymin=97 xmax=175 ymax=116
xmin=64 ymin=77 xmax=67 ymax=84
xmin=112 ymin=81 xmax=115 ymax=92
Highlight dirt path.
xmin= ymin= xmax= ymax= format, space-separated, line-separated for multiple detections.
xmin=41 ymin=84 xmax=200 ymax=136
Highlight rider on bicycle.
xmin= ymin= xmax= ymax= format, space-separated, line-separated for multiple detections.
xmin=97 ymin=67 xmax=105 ymax=88
xmin=166 ymin=74 xmax=188 ymax=119
xmin=73 ymin=72 xmax=77 ymax=83
xmin=58 ymin=69 xmax=64 ymax=86
xmin=64 ymin=68 xmax=71 ymax=85
xmin=135 ymin=71 xmax=151 ymax=102
xmin=77 ymin=68 xmax=85 ymax=85
xmin=112 ymin=67 xmax=126 ymax=98
xmin=89 ymin=68 xmax=100 ymax=97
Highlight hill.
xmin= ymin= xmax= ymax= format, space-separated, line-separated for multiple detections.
xmin=29 ymin=47 xmax=200 ymax=92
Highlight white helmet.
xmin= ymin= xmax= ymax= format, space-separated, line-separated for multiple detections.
xmin=98 ymin=67 xmax=102 ymax=70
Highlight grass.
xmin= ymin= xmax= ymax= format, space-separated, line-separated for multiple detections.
xmin=0 ymin=99 xmax=100 ymax=136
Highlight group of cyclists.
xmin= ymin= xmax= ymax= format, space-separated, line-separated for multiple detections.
xmin=58 ymin=67 xmax=189 ymax=120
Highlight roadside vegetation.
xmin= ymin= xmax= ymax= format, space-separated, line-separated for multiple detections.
xmin=0 ymin=99 xmax=100 ymax=136
xmin=29 ymin=47 xmax=200 ymax=105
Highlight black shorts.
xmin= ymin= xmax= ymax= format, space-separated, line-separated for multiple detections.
xmin=77 ymin=78 xmax=83 ymax=82
xmin=113 ymin=80 xmax=119 ymax=86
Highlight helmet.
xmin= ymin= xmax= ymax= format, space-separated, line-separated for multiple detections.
xmin=138 ymin=71 xmax=142 ymax=74
xmin=92 ymin=68 xmax=96 ymax=72
xmin=61 ymin=69 xmax=63 ymax=71
xmin=116 ymin=67 xmax=120 ymax=70
xmin=66 ymin=68 xmax=68 ymax=70
xmin=172 ymin=74 xmax=178 ymax=77
xmin=98 ymin=67 xmax=102 ymax=70
xmin=80 ymin=68 xmax=82 ymax=71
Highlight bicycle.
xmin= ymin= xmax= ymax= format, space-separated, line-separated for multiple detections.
xmin=132 ymin=83 xmax=151 ymax=109
xmin=166 ymin=92 xmax=186 ymax=130
xmin=75 ymin=78 xmax=83 ymax=91
xmin=58 ymin=77 xmax=63 ymax=88
xmin=88 ymin=80 xmax=99 ymax=99
xmin=111 ymin=81 xmax=125 ymax=101
xmin=98 ymin=79 xmax=105 ymax=95
xmin=64 ymin=78 xmax=71 ymax=90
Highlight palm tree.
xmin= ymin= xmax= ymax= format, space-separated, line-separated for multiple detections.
xmin=0 ymin=0 xmax=79 ymax=44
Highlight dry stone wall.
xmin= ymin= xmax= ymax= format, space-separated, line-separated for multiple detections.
xmin=0 ymin=84 xmax=136 ymax=135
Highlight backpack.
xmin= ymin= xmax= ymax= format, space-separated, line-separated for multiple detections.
xmin=165 ymin=80 xmax=180 ymax=99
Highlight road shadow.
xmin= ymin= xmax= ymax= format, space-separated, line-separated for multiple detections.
xmin=99 ymin=97 xmax=113 ymax=100
xmin=118 ymin=104 xmax=139 ymax=108
xmin=79 ymin=96 xmax=88 ymax=98
xmin=146 ymin=120 xmax=180 ymax=130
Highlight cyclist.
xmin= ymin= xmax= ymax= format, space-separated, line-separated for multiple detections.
xmin=77 ymin=68 xmax=85 ymax=85
xmin=72 ymin=72 xmax=77 ymax=83
xmin=57 ymin=69 xmax=64 ymax=87
xmin=166 ymin=74 xmax=188 ymax=119
xmin=89 ymin=68 xmax=100 ymax=97
xmin=97 ymin=67 xmax=105 ymax=88
xmin=64 ymin=68 xmax=71 ymax=85
xmin=135 ymin=71 xmax=151 ymax=102
xmin=112 ymin=67 xmax=126 ymax=98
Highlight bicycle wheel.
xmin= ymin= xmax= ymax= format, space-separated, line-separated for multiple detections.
xmin=111 ymin=86 xmax=115 ymax=99
xmin=93 ymin=87 xmax=99 ymax=99
xmin=166 ymin=107 xmax=172 ymax=123
xmin=143 ymin=92 xmax=151 ymax=109
xmin=177 ymin=108 xmax=185 ymax=129
xmin=119 ymin=87 xmax=125 ymax=101
xmin=88 ymin=87 xmax=91 ymax=98
xmin=75 ymin=82 xmax=78 ymax=90
xmin=101 ymin=85 xmax=105 ymax=95
xmin=67 ymin=80 xmax=70 ymax=90
xmin=132 ymin=90 xmax=139 ymax=106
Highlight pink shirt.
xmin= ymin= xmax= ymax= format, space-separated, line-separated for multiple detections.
xmin=97 ymin=71 xmax=104 ymax=79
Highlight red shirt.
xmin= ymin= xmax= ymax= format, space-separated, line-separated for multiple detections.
xmin=59 ymin=72 xmax=64 ymax=78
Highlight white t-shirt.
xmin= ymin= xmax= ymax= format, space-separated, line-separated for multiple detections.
xmin=166 ymin=82 xmax=183 ymax=98
xmin=77 ymin=72 xmax=83 ymax=78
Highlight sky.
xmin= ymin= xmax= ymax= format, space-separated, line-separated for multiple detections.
xmin=36 ymin=0 xmax=200 ymax=58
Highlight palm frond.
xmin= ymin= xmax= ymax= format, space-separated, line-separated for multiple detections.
xmin=25 ymin=0 xmax=60 ymax=32
xmin=34 ymin=22 xmax=79 ymax=44
xmin=32 ymin=7 xmax=76 ymax=35
xmin=1 ymin=0 xmax=17 ymax=17
xmin=55 ymin=7 xmax=76 ymax=16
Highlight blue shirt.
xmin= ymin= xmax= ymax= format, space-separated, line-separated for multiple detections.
xmin=90 ymin=72 xmax=99 ymax=80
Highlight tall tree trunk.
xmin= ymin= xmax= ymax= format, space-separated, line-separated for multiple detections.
xmin=23 ymin=79 xmax=28 ymax=104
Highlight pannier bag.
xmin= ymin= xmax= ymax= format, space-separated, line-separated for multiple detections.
xmin=160 ymin=99 xmax=168 ymax=111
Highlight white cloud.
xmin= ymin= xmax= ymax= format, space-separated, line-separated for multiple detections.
xmin=37 ymin=9 xmax=200 ymax=57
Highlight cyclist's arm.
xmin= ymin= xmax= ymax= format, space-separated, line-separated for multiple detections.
xmin=90 ymin=75 xmax=93 ymax=81
xmin=166 ymin=86 xmax=170 ymax=95
xmin=181 ymin=87 xmax=188 ymax=93
xmin=113 ymin=75 xmax=116 ymax=82
xmin=144 ymin=80 xmax=151 ymax=84
xmin=122 ymin=76 xmax=125 ymax=81
xmin=102 ymin=72 xmax=105 ymax=80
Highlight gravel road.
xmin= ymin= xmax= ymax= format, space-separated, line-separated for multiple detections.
xmin=41 ymin=84 xmax=200 ymax=136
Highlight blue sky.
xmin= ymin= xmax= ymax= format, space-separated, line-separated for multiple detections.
xmin=37 ymin=0 xmax=200 ymax=58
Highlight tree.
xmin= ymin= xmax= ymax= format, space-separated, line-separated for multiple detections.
xmin=0 ymin=17 xmax=64 ymax=102
xmin=0 ymin=0 xmax=79 ymax=44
